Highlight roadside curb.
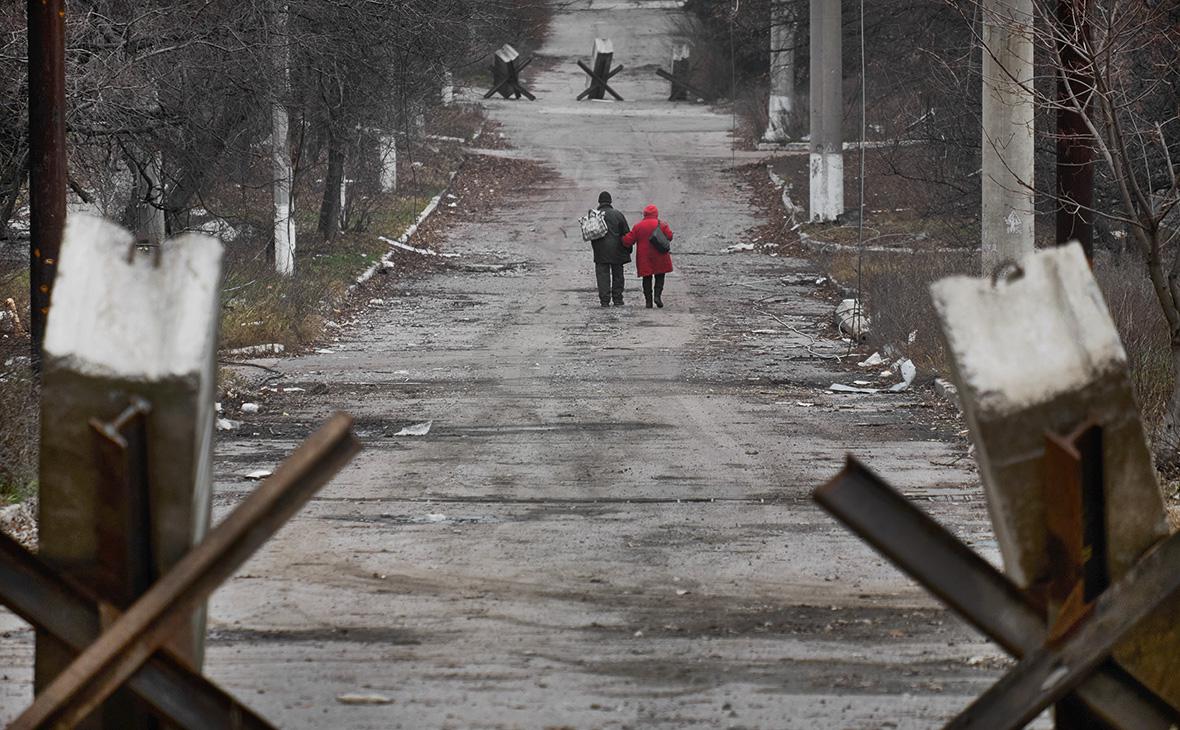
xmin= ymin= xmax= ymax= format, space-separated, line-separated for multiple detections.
xmin=351 ymin=170 xmax=457 ymax=291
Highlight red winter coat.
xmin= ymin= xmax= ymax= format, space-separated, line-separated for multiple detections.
xmin=622 ymin=205 xmax=674 ymax=277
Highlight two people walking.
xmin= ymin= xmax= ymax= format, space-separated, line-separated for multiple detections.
xmin=588 ymin=191 xmax=673 ymax=308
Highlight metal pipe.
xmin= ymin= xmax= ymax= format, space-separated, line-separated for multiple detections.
xmin=26 ymin=0 xmax=68 ymax=368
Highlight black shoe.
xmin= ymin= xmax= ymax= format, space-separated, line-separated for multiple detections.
xmin=612 ymin=300 xmax=624 ymax=307
xmin=600 ymin=301 xmax=610 ymax=308
xmin=654 ymin=296 xmax=663 ymax=308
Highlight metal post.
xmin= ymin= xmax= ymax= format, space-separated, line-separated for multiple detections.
xmin=26 ymin=0 xmax=68 ymax=368
xmin=1056 ymin=0 xmax=1093 ymax=259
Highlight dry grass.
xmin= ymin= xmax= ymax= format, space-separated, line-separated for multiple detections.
xmin=0 ymin=359 xmax=37 ymax=505
xmin=0 ymin=264 xmax=35 ymax=503
xmin=1093 ymin=253 xmax=1174 ymax=441
xmin=816 ymin=248 xmax=977 ymax=371
xmin=220 ymin=195 xmax=431 ymax=351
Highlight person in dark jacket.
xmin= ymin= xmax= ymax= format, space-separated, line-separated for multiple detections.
xmin=622 ymin=204 xmax=674 ymax=308
xmin=590 ymin=191 xmax=631 ymax=306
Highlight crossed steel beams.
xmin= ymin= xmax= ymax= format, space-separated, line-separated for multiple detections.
xmin=485 ymin=55 xmax=536 ymax=101
xmin=0 ymin=413 xmax=359 ymax=729
xmin=814 ymin=458 xmax=1180 ymax=730
xmin=654 ymin=68 xmax=711 ymax=102
xmin=577 ymin=60 xmax=624 ymax=101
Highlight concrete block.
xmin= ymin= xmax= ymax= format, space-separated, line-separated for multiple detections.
xmin=931 ymin=242 xmax=1177 ymax=705
xmin=37 ymin=214 xmax=223 ymax=688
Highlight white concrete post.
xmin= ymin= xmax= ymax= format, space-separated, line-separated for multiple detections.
xmin=932 ymin=244 xmax=1179 ymax=706
xmin=808 ymin=0 xmax=843 ymax=221
xmin=37 ymin=214 xmax=223 ymax=692
xmin=272 ymin=0 xmax=295 ymax=276
xmin=981 ymin=0 xmax=1035 ymax=273
xmin=764 ymin=0 xmax=797 ymax=142
xmin=442 ymin=71 xmax=454 ymax=106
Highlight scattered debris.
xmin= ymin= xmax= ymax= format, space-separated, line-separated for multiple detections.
xmin=240 ymin=402 xmax=260 ymax=414
xmin=395 ymin=421 xmax=433 ymax=437
xmin=829 ymin=383 xmax=880 ymax=395
xmin=448 ymin=262 xmax=526 ymax=274
xmin=857 ymin=352 xmax=884 ymax=368
xmin=223 ymin=343 xmax=285 ymax=358
xmin=243 ymin=469 xmax=273 ymax=480
xmin=835 ymin=299 xmax=870 ymax=341
xmin=216 ymin=418 xmax=241 ymax=431
xmin=0 ymin=298 xmax=23 ymax=336
xmin=368 ymin=299 xmax=386 ymax=306
xmin=724 ymin=242 xmax=756 ymax=253
xmin=336 ymin=693 xmax=393 ymax=706
xmin=0 ymin=501 xmax=36 ymax=548
xmin=889 ymin=359 xmax=917 ymax=393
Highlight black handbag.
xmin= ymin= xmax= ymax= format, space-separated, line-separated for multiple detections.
xmin=649 ymin=221 xmax=671 ymax=253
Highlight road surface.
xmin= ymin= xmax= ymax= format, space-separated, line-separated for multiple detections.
xmin=0 ymin=2 xmax=1007 ymax=728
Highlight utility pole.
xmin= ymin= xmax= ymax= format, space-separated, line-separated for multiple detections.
xmin=981 ymin=0 xmax=1035 ymax=273
xmin=808 ymin=0 xmax=843 ymax=222
xmin=764 ymin=0 xmax=797 ymax=143
xmin=27 ymin=0 xmax=67 ymax=367
xmin=1056 ymin=0 xmax=1093 ymax=260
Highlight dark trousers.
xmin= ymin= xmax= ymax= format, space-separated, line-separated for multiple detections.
xmin=596 ymin=263 xmax=625 ymax=304
xmin=642 ymin=274 xmax=665 ymax=303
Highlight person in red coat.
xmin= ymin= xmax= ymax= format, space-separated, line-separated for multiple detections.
xmin=622 ymin=204 xmax=674 ymax=308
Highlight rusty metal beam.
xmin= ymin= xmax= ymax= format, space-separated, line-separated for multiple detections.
xmin=10 ymin=413 xmax=360 ymax=730
xmin=576 ymin=61 xmax=623 ymax=101
xmin=813 ymin=457 xmax=1179 ymax=730
xmin=655 ymin=68 xmax=712 ymax=102
xmin=0 ymin=532 xmax=275 ymax=730
xmin=26 ymin=0 xmax=67 ymax=367
xmin=947 ymin=529 xmax=1180 ymax=730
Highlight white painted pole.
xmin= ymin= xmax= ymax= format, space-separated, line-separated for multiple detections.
xmin=272 ymin=0 xmax=295 ymax=276
xmin=808 ymin=0 xmax=843 ymax=221
xmin=764 ymin=0 xmax=796 ymax=142
xmin=980 ymin=0 xmax=1035 ymax=273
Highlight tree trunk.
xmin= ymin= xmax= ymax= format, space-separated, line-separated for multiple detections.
xmin=272 ymin=0 xmax=295 ymax=275
xmin=121 ymin=148 xmax=166 ymax=246
xmin=317 ymin=141 xmax=344 ymax=239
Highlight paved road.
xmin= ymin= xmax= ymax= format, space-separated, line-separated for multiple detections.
xmin=0 ymin=2 xmax=1008 ymax=728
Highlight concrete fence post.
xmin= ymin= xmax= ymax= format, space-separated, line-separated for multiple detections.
xmin=35 ymin=214 xmax=224 ymax=723
xmin=931 ymin=243 xmax=1179 ymax=706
